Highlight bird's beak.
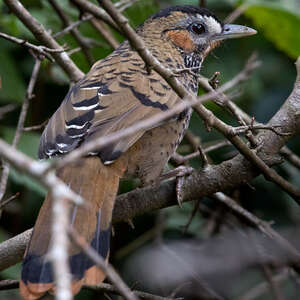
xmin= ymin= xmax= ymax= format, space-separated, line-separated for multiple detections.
xmin=213 ymin=24 xmax=257 ymax=41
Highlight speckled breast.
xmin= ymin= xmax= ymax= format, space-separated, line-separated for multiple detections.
xmin=125 ymin=107 xmax=193 ymax=185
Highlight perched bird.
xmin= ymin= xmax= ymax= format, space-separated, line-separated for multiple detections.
xmin=20 ymin=5 xmax=256 ymax=299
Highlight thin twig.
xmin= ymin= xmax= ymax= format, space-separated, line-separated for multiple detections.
xmin=3 ymin=0 xmax=84 ymax=82
xmin=53 ymin=14 xmax=93 ymax=38
xmin=238 ymin=270 xmax=289 ymax=300
xmin=0 ymin=279 xmax=176 ymax=300
xmin=49 ymin=0 xmax=94 ymax=65
xmin=213 ymin=192 xmax=300 ymax=264
xmin=90 ymin=19 xmax=120 ymax=49
xmin=184 ymin=130 xmax=201 ymax=151
xmin=0 ymin=104 xmax=16 ymax=119
xmin=0 ymin=192 xmax=20 ymax=210
xmin=195 ymin=56 xmax=300 ymax=203
xmin=224 ymin=3 xmax=249 ymax=23
xmin=0 ymin=31 xmax=61 ymax=61
xmin=0 ymin=59 xmax=41 ymax=204
xmin=88 ymin=282 xmax=176 ymax=300
xmin=176 ymin=140 xmax=231 ymax=164
xmin=70 ymin=0 xmax=121 ymax=33
xmin=280 ymin=147 xmax=300 ymax=170
xmin=182 ymin=199 xmax=201 ymax=234
xmin=23 ymin=119 xmax=48 ymax=132
xmin=261 ymin=265 xmax=285 ymax=300
xmin=69 ymin=229 xmax=139 ymax=300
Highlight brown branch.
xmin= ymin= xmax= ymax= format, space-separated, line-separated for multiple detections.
xmin=3 ymin=0 xmax=84 ymax=82
xmin=0 ymin=31 xmax=61 ymax=61
xmin=224 ymin=3 xmax=249 ymax=23
xmin=22 ymin=119 xmax=48 ymax=132
xmin=280 ymin=147 xmax=300 ymax=170
xmin=195 ymin=58 xmax=300 ymax=202
xmin=0 ymin=229 xmax=32 ymax=271
xmin=184 ymin=130 xmax=201 ymax=151
xmin=261 ymin=265 xmax=285 ymax=300
xmin=53 ymin=14 xmax=94 ymax=39
xmin=199 ymin=0 xmax=206 ymax=8
xmin=175 ymin=140 xmax=231 ymax=164
xmin=88 ymin=0 xmax=137 ymax=50
xmin=0 ymin=192 xmax=20 ymax=210
xmin=238 ymin=269 xmax=289 ymax=300
xmin=0 ymin=59 xmax=41 ymax=204
xmin=70 ymin=0 xmax=121 ymax=33
xmin=198 ymin=54 xmax=261 ymax=148
xmin=90 ymin=19 xmax=120 ymax=49
xmin=212 ymin=192 xmax=300 ymax=261
xmin=49 ymin=0 xmax=94 ymax=65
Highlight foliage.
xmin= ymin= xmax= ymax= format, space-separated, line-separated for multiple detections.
xmin=245 ymin=0 xmax=300 ymax=59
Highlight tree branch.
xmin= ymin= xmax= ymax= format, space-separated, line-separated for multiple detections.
xmin=0 ymin=59 xmax=41 ymax=204
xmin=3 ymin=0 xmax=84 ymax=82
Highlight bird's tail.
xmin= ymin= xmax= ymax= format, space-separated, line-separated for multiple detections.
xmin=20 ymin=156 xmax=127 ymax=300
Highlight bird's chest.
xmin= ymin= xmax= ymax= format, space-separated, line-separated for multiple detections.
xmin=125 ymin=108 xmax=192 ymax=185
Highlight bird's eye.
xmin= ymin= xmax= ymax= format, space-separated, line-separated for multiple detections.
xmin=190 ymin=23 xmax=205 ymax=35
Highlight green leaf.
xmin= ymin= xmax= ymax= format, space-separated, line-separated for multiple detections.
xmin=245 ymin=1 xmax=300 ymax=58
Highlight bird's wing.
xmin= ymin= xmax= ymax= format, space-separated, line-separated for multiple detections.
xmin=38 ymin=45 xmax=178 ymax=164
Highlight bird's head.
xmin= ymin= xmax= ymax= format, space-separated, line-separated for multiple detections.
xmin=140 ymin=5 xmax=256 ymax=70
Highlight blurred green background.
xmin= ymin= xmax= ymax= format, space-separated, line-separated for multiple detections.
xmin=0 ymin=0 xmax=300 ymax=299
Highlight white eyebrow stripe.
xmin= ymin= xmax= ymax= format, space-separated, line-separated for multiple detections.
xmin=205 ymin=16 xmax=222 ymax=33
xmin=195 ymin=14 xmax=222 ymax=34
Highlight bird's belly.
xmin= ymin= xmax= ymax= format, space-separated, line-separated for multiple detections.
xmin=125 ymin=108 xmax=192 ymax=185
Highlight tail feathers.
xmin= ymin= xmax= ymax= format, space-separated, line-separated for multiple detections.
xmin=20 ymin=157 xmax=127 ymax=299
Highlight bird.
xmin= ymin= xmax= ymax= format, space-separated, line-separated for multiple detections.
xmin=20 ymin=5 xmax=256 ymax=299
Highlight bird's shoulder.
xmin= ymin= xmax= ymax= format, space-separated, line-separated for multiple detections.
xmin=38 ymin=42 xmax=178 ymax=161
